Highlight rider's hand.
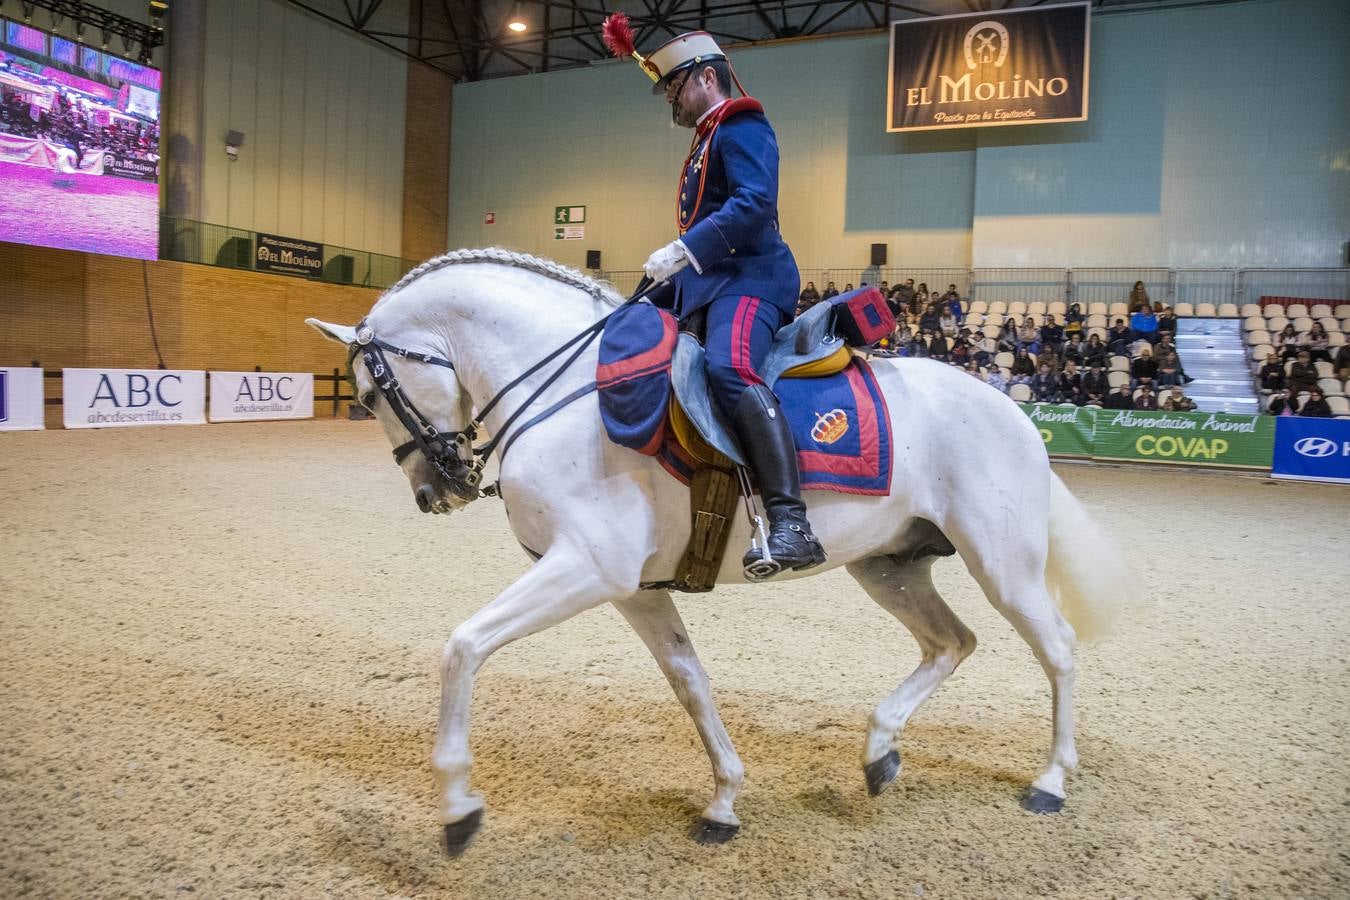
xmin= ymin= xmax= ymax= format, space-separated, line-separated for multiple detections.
xmin=643 ymin=240 xmax=691 ymax=282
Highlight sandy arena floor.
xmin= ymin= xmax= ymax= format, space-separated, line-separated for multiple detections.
xmin=0 ymin=420 xmax=1346 ymax=898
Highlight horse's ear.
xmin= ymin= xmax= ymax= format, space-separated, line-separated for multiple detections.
xmin=306 ymin=318 xmax=357 ymax=345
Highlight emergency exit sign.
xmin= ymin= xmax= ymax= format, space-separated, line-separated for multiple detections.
xmin=554 ymin=205 xmax=586 ymax=224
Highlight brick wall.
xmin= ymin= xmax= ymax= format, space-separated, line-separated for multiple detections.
xmin=1 ymin=241 xmax=381 ymax=426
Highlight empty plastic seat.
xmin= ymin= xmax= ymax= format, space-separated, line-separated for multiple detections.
xmin=1243 ymin=316 xmax=1265 ymax=331
xmin=965 ymin=313 xmax=984 ymax=327
xmin=983 ymin=323 xmax=1002 ymax=339
xmin=1174 ymin=302 xmax=1194 ymax=317
xmin=1336 ymin=304 xmax=1350 ymax=318
xmin=1286 ymin=304 xmax=1309 ymax=318
xmin=969 ymin=300 xmax=988 ymax=314
xmin=1246 ymin=329 xmax=1271 ymax=346
xmin=1108 ymin=302 xmax=1129 ymax=317
xmin=1319 ymin=317 xmax=1340 ymax=332
xmin=1251 ymin=344 xmax=1274 ymax=362
xmin=1310 ymin=304 xmax=1333 ymax=318
xmin=1087 ymin=302 xmax=1108 ymax=316
xmin=1048 ymin=302 xmax=1067 ymax=316
xmin=1241 ymin=304 xmax=1263 ymax=317
xmin=1264 ymin=303 xmax=1285 ymax=317
xmin=1315 ymin=361 xmax=1335 ymax=378
xmin=1086 ymin=314 xmax=1108 ymax=329
xmin=1009 ymin=383 xmax=1032 ymax=402
xmin=1330 ymin=332 xmax=1347 ymax=347
xmin=1318 ymin=378 xmax=1345 ymax=397
xmin=1218 ymin=303 xmax=1239 ymax=317
xmin=987 ymin=301 xmax=1007 ymax=316
xmin=1328 ymin=396 xmax=1350 ymax=417
xmin=994 ymin=351 xmax=1014 ymax=369
xmin=1266 ymin=316 xmax=1289 ymax=333
xmin=1109 ymin=355 xmax=1130 ymax=372
xmin=1027 ymin=302 xmax=1047 ymax=317
xmin=1108 ymin=371 xmax=1130 ymax=389
xmin=1292 ymin=317 xmax=1314 ymax=333
xmin=1195 ymin=303 xmax=1218 ymax=317
xmin=1008 ymin=301 xmax=1028 ymax=316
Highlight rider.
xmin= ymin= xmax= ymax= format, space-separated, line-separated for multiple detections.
xmin=616 ymin=27 xmax=825 ymax=576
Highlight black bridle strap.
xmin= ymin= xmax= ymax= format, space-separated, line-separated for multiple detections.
xmin=494 ymin=380 xmax=599 ymax=462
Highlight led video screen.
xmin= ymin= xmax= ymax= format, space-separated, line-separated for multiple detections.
xmin=0 ymin=19 xmax=160 ymax=259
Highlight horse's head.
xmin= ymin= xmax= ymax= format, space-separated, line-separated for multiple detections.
xmin=307 ymin=317 xmax=478 ymax=515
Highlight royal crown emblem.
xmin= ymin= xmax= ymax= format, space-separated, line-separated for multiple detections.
xmin=810 ymin=408 xmax=849 ymax=445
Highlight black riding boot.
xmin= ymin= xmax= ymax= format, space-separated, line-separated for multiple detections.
xmin=731 ymin=384 xmax=827 ymax=579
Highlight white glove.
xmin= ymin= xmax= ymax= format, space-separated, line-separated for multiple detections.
xmin=643 ymin=240 xmax=692 ymax=282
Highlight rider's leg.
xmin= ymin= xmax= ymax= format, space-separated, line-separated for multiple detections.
xmin=703 ymin=294 xmax=825 ymax=575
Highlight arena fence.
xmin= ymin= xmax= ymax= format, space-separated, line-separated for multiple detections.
xmin=600 ymin=267 xmax=1349 ymax=305
xmin=158 ymin=216 xmax=416 ymax=290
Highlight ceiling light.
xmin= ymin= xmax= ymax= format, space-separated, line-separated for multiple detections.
xmin=506 ymin=3 xmax=526 ymax=33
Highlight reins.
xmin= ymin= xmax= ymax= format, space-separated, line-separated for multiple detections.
xmin=349 ymin=276 xmax=658 ymax=502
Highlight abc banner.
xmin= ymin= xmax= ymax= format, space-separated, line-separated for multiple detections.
xmin=209 ymin=372 xmax=314 ymax=423
xmin=1019 ymin=403 xmax=1093 ymax=457
xmin=1271 ymin=417 xmax=1350 ymax=484
xmin=62 ymin=368 xmax=206 ymax=429
xmin=0 ymin=367 xmax=46 ymax=431
xmin=888 ymin=2 xmax=1089 ymax=132
xmin=1092 ymin=409 xmax=1273 ymax=469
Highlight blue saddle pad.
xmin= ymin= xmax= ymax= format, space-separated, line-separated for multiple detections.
xmin=774 ymin=358 xmax=893 ymax=496
xmin=596 ymin=302 xmax=677 ymax=455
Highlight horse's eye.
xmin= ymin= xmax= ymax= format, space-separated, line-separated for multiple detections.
xmin=360 ymin=391 xmax=376 ymax=410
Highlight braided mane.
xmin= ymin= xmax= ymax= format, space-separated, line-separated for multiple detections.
xmin=376 ymin=247 xmax=621 ymax=310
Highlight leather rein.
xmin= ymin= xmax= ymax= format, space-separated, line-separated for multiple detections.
xmin=346 ymin=279 xmax=653 ymax=503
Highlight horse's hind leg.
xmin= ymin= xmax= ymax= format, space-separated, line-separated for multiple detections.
xmin=613 ymin=589 xmax=745 ymax=844
xmin=434 ymin=546 xmax=636 ymax=856
xmin=846 ymin=554 xmax=977 ymax=797
xmin=950 ymin=530 xmax=1078 ymax=813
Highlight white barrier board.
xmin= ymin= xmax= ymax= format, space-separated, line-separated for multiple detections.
xmin=0 ymin=367 xmax=46 ymax=431
xmin=209 ymin=372 xmax=314 ymax=422
xmin=63 ymin=368 xmax=206 ymax=429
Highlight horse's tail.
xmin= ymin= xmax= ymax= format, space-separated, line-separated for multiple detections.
xmin=1043 ymin=472 xmax=1137 ymax=644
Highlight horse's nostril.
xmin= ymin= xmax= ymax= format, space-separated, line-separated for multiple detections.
xmin=415 ymin=484 xmax=435 ymax=513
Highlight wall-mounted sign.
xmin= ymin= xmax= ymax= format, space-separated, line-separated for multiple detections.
xmin=887 ymin=2 xmax=1089 ymax=132
xmin=485 ymin=211 xmax=496 ymax=225
xmin=208 ymin=372 xmax=314 ymax=423
xmin=62 ymin=368 xmax=206 ymax=429
xmin=554 ymin=205 xmax=586 ymax=224
xmin=555 ymin=225 xmax=585 ymax=240
xmin=0 ymin=367 xmax=45 ymax=431
xmin=255 ymin=232 xmax=324 ymax=278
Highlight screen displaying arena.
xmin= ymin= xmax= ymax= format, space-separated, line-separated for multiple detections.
xmin=0 ymin=18 xmax=161 ymax=259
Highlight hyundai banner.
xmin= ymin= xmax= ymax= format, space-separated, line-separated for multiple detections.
xmin=63 ymin=368 xmax=206 ymax=429
xmin=1271 ymin=417 xmax=1350 ymax=484
xmin=209 ymin=372 xmax=314 ymax=422
xmin=888 ymin=2 xmax=1089 ymax=132
xmin=0 ymin=367 xmax=46 ymax=431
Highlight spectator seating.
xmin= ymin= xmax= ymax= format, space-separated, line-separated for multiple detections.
xmin=1195 ymin=303 xmax=1218 ymax=317
xmin=1088 ymin=302 xmax=1108 ymax=316
xmin=1108 ymin=371 xmax=1130 ymax=389
xmin=1174 ymin=302 xmax=1194 ymax=316
xmin=1009 ymin=383 xmax=1032 ymax=402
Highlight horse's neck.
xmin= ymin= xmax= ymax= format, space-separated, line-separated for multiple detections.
xmin=386 ymin=266 xmax=608 ymax=434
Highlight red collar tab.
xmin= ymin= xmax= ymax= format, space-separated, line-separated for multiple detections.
xmin=696 ymin=96 xmax=763 ymax=138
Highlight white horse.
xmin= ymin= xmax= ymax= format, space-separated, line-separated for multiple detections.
xmin=307 ymin=248 xmax=1136 ymax=856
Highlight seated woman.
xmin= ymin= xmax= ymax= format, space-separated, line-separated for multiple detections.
xmin=927 ymin=330 xmax=951 ymax=362
xmin=1039 ymin=315 xmax=1065 ymax=353
xmin=1306 ymin=323 xmax=1331 ymax=363
xmin=985 ymin=366 xmax=1008 ymax=394
xmin=1268 ymin=389 xmax=1299 ymax=416
xmin=1128 ymin=281 xmax=1151 ymax=313
xmin=997 ymin=317 xmax=1020 ymax=353
xmin=1063 ymin=303 xmax=1084 ymax=338
xmin=1018 ymin=316 xmax=1041 ymax=354
xmin=1035 ymin=345 xmax=1061 ymax=374
xmin=1058 ymin=360 xmax=1083 ymax=404
xmin=1336 ymin=344 xmax=1350 ymax=382
xmin=1258 ymin=354 xmax=1286 ymax=393
xmin=1062 ymin=332 xmax=1086 ymax=365
xmin=1276 ymin=324 xmax=1303 ymax=360
xmin=1300 ymin=387 xmax=1332 ymax=417
xmin=969 ymin=331 xmax=996 ymax=366
xmin=1011 ymin=346 xmax=1036 ymax=378
xmin=939 ymin=308 xmax=958 ymax=337
xmin=1082 ymin=333 xmax=1109 ymax=369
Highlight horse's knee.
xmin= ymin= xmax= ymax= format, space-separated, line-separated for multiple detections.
xmin=442 ymin=625 xmax=483 ymax=675
xmin=955 ymin=626 xmax=977 ymax=664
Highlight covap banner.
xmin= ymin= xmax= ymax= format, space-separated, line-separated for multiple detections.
xmin=1271 ymin=417 xmax=1350 ymax=484
xmin=0 ymin=367 xmax=46 ymax=431
xmin=1020 ymin=403 xmax=1094 ymax=457
xmin=63 ymin=368 xmax=206 ymax=429
xmin=1091 ymin=409 xmax=1273 ymax=469
xmin=209 ymin=372 xmax=314 ymax=422
xmin=888 ymin=2 xmax=1089 ymax=132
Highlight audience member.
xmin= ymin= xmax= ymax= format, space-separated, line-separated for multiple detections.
xmin=795 ymin=282 xmax=821 ymax=316
xmin=985 ymin=367 xmax=1008 ymax=394
xmin=1288 ymin=351 xmax=1319 ymax=394
xmin=1157 ymin=306 xmax=1177 ymax=335
xmin=1306 ymin=323 xmax=1331 ymax=363
xmin=1135 ymin=384 xmax=1159 ymax=410
xmin=1035 ymin=344 xmax=1061 ymax=375
xmin=1058 ymin=360 xmax=1083 ymax=404
xmin=1300 ymin=387 xmax=1332 ymax=417
xmin=1156 ymin=350 xmax=1184 ymax=387
xmin=1063 ymin=303 xmax=1084 ymax=339
xmin=1268 ymin=389 xmax=1299 ymax=416
xmin=1258 ymin=354 xmax=1286 ymax=393
xmin=1335 ymin=344 xmax=1350 ymax=381
xmin=1131 ymin=346 xmax=1158 ymax=389
xmin=1130 ymin=306 xmax=1159 ymax=345
xmin=997 ymin=318 xmax=1019 ymax=353
xmin=1018 ymin=316 xmax=1040 ymax=354
xmin=1276 ymin=324 xmax=1302 ymax=360
xmin=927 ymin=330 xmax=950 ymax=362
xmin=1104 ymin=384 xmax=1134 ymax=409
xmin=1108 ymin=318 xmax=1132 ymax=355
xmin=919 ymin=303 xmax=942 ymax=335
xmin=1082 ymin=363 xmax=1109 ymax=405
xmin=1011 ymin=347 xmax=1036 ymax=377
xmin=1031 ymin=364 xmax=1059 ymax=402
xmin=970 ymin=331 xmax=995 ymax=366
xmin=1083 ymin=333 xmax=1109 ymax=369
xmin=1163 ymin=386 xmax=1196 ymax=412
xmin=1039 ymin=315 xmax=1064 ymax=354
xmin=939 ymin=307 xmax=958 ymax=338
xmin=821 ymin=281 xmax=839 ymax=300
xmin=1128 ymin=281 xmax=1151 ymax=312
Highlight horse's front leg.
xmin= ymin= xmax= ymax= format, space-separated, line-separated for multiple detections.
xmin=435 ymin=543 xmax=635 ymax=856
xmin=614 ymin=589 xmax=745 ymax=844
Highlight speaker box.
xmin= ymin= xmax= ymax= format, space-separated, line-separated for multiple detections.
xmin=586 ymin=249 xmax=602 ymax=270
xmin=215 ymin=236 xmax=251 ymax=269
xmin=324 ymin=254 xmax=354 ymax=284
xmin=870 ymin=243 xmax=888 ymax=266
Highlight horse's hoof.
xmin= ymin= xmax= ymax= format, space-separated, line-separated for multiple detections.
xmin=441 ymin=808 xmax=484 ymax=857
xmin=690 ymin=817 xmax=740 ymax=845
xmin=864 ymin=750 xmax=900 ymax=797
xmin=1021 ymin=788 xmax=1064 ymax=814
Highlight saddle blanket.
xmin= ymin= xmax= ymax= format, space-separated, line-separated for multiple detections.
xmin=597 ymin=303 xmax=892 ymax=496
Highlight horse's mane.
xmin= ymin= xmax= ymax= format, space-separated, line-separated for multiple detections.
xmin=375 ymin=247 xmax=622 ymax=311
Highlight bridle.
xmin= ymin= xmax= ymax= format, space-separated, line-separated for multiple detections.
xmin=346 ymin=280 xmax=653 ymax=504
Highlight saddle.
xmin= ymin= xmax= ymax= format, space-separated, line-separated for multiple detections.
xmin=598 ymin=287 xmax=894 ymax=591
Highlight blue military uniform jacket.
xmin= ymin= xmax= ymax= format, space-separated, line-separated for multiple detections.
xmin=672 ymin=97 xmax=799 ymax=320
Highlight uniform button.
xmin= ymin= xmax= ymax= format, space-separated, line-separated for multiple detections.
xmin=730 ymin=249 xmax=736 ymax=254
xmin=681 ymin=193 xmax=686 ymax=201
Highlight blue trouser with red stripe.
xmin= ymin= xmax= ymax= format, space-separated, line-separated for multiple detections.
xmin=702 ymin=294 xmax=788 ymax=419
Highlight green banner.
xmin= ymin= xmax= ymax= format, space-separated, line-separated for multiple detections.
xmin=1019 ymin=403 xmax=1095 ymax=457
xmin=1091 ymin=408 xmax=1274 ymax=469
